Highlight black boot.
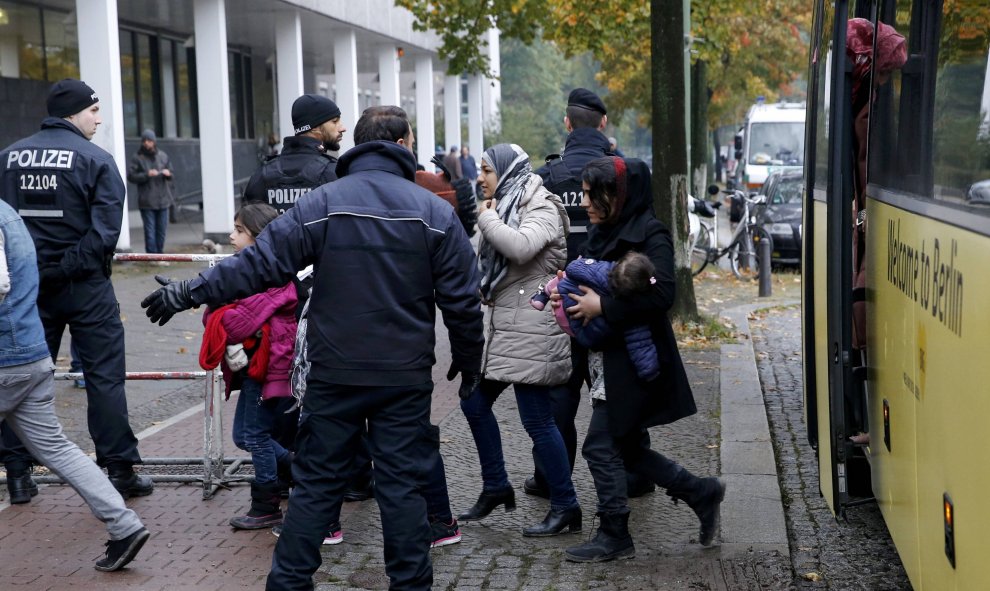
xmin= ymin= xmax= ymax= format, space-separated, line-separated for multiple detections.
xmin=667 ymin=474 xmax=727 ymax=546
xmin=230 ymin=482 xmax=283 ymax=530
xmin=523 ymin=475 xmax=550 ymax=499
xmin=108 ymin=466 xmax=154 ymax=499
xmin=522 ymin=506 xmax=582 ymax=537
xmin=277 ymin=452 xmax=294 ymax=499
xmin=6 ymin=471 xmax=39 ymax=505
xmin=343 ymin=471 xmax=374 ymax=502
xmin=565 ymin=512 xmax=636 ymax=562
xmin=457 ymin=487 xmax=516 ymax=522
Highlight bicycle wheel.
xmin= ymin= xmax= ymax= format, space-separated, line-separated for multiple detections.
xmin=731 ymin=226 xmax=773 ymax=281
xmin=691 ymin=223 xmax=713 ymax=276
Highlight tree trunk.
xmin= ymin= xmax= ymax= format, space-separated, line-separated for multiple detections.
xmin=691 ymin=60 xmax=709 ymax=198
xmin=651 ymin=0 xmax=698 ymax=320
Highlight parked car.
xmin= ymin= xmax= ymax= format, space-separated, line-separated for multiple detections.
xmin=755 ymin=169 xmax=803 ymax=265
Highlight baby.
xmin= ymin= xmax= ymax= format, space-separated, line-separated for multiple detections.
xmin=532 ymin=251 xmax=660 ymax=382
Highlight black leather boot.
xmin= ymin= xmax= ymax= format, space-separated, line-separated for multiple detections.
xmin=343 ymin=470 xmax=374 ymax=502
xmin=230 ymin=482 xmax=283 ymax=530
xmin=565 ymin=512 xmax=636 ymax=562
xmin=667 ymin=474 xmax=727 ymax=546
xmin=523 ymin=475 xmax=550 ymax=499
xmin=108 ymin=466 xmax=154 ymax=499
xmin=522 ymin=505 xmax=582 ymax=537
xmin=6 ymin=471 xmax=39 ymax=505
xmin=457 ymin=487 xmax=516 ymax=522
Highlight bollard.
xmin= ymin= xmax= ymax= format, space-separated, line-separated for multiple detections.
xmin=758 ymin=235 xmax=772 ymax=297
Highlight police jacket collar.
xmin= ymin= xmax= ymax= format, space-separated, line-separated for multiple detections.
xmin=335 ymin=141 xmax=417 ymax=182
xmin=40 ymin=116 xmax=88 ymax=140
xmin=281 ymin=135 xmax=326 ymax=156
xmin=563 ymin=127 xmax=611 ymax=156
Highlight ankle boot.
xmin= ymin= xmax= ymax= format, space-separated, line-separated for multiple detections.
xmin=457 ymin=487 xmax=516 ymax=522
xmin=6 ymin=471 xmax=39 ymax=505
xmin=667 ymin=474 xmax=727 ymax=546
xmin=230 ymin=483 xmax=283 ymax=530
xmin=565 ymin=512 xmax=636 ymax=562
xmin=522 ymin=505 xmax=582 ymax=537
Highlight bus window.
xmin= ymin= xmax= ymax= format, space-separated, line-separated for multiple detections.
xmin=812 ymin=0 xmax=834 ymax=195
xmin=868 ymin=0 xmax=930 ymax=196
xmin=932 ymin=0 xmax=990 ymax=209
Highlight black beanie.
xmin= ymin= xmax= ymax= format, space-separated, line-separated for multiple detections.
xmin=567 ymin=88 xmax=607 ymax=115
xmin=47 ymin=79 xmax=99 ymax=118
xmin=292 ymin=94 xmax=342 ymax=135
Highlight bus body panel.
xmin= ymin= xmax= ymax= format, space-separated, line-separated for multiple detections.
xmin=868 ymin=199 xmax=990 ymax=590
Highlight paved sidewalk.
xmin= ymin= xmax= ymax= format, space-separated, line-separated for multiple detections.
xmin=0 ymin=215 xmax=797 ymax=590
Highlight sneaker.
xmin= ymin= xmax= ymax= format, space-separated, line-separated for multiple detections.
xmin=94 ymin=527 xmax=150 ymax=572
xmin=272 ymin=522 xmax=343 ymax=545
xmin=430 ymin=518 xmax=462 ymax=548
xmin=74 ymin=378 xmax=86 ymax=389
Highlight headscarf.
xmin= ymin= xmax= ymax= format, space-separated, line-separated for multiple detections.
xmin=583 ymin=157 xmax=655 ymax=260
xmin=847 ymin=18 xmax=908 ymax=108
xmin=477 ymin=143 xmax=532 ymax=299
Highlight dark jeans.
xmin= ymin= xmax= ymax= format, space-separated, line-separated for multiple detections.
xmin=460 ymin=379 xmax=578 ymax=511
xmin=232 ymin=377 xmax=293 ymax=485
xmin=140 ymin=207 xmax=168 ymax=253
xmin=267 ymin=380 xmax=436 ymax=591
xmin=3 ymin=277 xmax=140 ymax=470
xmin=582 ymin=400 xmax=683 ymax=515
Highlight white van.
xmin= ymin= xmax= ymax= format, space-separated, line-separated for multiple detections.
xmin=735 ymin=101 xmax=806 ymax=190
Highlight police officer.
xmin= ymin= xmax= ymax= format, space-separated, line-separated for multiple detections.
xmin=0 ymin=78 xmax=152 ymax=499
xmin=243 ymin=94 xmax=345 ymax=214
xmin=527 ymin=88 xmax=655 ymax=500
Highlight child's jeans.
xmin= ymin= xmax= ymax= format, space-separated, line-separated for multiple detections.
xmin=232 ymin=377 xmax=293 ymax=485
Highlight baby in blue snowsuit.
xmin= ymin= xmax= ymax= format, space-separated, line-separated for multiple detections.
xmin=532 ymin=251 xmax=660 ymax=381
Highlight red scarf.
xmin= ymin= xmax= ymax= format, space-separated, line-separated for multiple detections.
xmin=199 ymin=305 xmax=271 ymax=383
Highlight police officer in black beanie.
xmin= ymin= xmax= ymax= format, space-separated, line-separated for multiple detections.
xmin=242 ymin=93 xmax=346 ymax=215
xmin=527 ymin=88 xmax=656 ymax=501
xmin=0 ymin=78 xmax=153 ymax=500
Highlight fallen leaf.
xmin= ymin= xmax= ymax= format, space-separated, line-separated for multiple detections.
xmin=178 ymin=346 xmax=187 ymax=354
xmin=802 ymin=572 xmax=822 ymax=582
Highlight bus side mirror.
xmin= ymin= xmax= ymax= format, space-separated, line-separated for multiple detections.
xmin=734 ymin=136 xmax=743 ymax=151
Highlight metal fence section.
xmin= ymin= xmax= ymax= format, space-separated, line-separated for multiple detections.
xmin=1 ymin=252 xmax=253 ymax=500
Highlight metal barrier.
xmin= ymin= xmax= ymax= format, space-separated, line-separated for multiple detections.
xmin=2 ymin=252 xmax=254 ymax=500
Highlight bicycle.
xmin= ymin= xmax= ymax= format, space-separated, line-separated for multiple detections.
xmin=691 ymin=185 xmax=772 ymax=280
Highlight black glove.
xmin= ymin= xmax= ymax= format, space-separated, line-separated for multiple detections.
xmin=431 ymin=155 xmax=453 ymax=182
xmin=141 ymin=274 xmax=195 ymax=326
xmin=37 ymin=263 xmax=67 ymax=296
xmin=446 ymin=363 xmax=481 ymax=401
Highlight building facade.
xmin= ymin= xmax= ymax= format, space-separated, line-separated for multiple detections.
xmin=0 ymin=0 xmax=500 ymax=246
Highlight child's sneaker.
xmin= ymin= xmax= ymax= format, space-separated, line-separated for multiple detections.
xmin=429 ymin=518 xmax=461 ymax=548
xmin=272 ymin=522 xmax=343 ymax=545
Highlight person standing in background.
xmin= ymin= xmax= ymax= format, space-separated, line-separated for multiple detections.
xmin=460 ymin=146 xmax=479 ymax=197
xmin=443 ymin=145 xmax=463 ymax=181
xmin=127 ymin=129 xmax=174 ymax=255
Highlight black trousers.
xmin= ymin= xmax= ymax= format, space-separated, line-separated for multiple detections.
xmin=267 ymin=380 xmax=436 ymax=591
xmin=1 ymin=277 xmax=140 ymax=470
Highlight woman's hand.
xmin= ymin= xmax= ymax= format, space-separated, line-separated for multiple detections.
xmin=566 ymin=285 xmax=603 ymax=325
xmin=480 ymin=198 xmax=497 ymax=213
xmin=549 ymin=270 xmax=565 ymax=310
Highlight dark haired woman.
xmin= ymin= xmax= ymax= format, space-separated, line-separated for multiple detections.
xmin=558 ymin=156 xmax=726 ymax=562
xmin=458 ymin=143 xmax=582 ymax=537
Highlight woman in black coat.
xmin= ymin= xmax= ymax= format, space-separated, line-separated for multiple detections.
xmin=556 ymin=156 xmax=726 ymax=562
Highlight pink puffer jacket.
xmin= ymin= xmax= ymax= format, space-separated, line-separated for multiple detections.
xmin=204 ymin=283 xmax=298 ymax=400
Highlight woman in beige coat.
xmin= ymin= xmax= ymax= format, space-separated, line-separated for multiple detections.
xmin=457 ymin=143 xmax=582 ymax=537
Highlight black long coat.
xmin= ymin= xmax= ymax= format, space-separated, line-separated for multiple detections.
xmin=581 ymin=213 xmax=697 ymax=438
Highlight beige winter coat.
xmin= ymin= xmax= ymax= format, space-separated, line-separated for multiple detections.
xmin=477 ymin=173 xmax=571 ymax=386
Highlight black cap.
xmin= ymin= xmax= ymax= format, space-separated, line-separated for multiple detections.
xmin=292 ymin=94 xmax=341 ymax=135
xmin=47 ymin=79 xmax=99 ymax=118
xmin=567 ymin=88 xmax=606 ymax=115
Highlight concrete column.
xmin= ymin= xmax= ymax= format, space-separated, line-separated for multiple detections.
xmin=160 ymin=44 xmax=178 ymax=137
xmin=275 ymin=10 xmax=303 ymax=140
xmin=333 ymin=30 xmax=359 ymax=153
xmin=467 ymin=74 xmax=484 ymax=163
xmin=0 ymin=38 xmax=20 ymax=78
xmin=443 ymin=74 xmax=460 ymax=154
xmin=193 ymin=0 xmax=235 ymax=240
xmin=414 ymin=55 xmax=435 ymax=169
xmin=77 ymin=0 xmax=130 ymax=249
xmin=378 ymin=45 xmax=400 ymax=107
xmin=485 ymin=28 xmax=502 ymax=134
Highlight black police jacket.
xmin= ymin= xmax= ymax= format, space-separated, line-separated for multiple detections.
xmin=535 ymin=127 xmax=613 ymax=262
xmin=188 ymin=141 xmax=484 ymax=388
xmin=0 ymin=117 xmax=125 ymax=280
xmin=242 ymin=135 xmax=338 ymax=215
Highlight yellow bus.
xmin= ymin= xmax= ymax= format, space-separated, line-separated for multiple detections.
xmin=803 ymin=1 xmax=990 ymax=589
